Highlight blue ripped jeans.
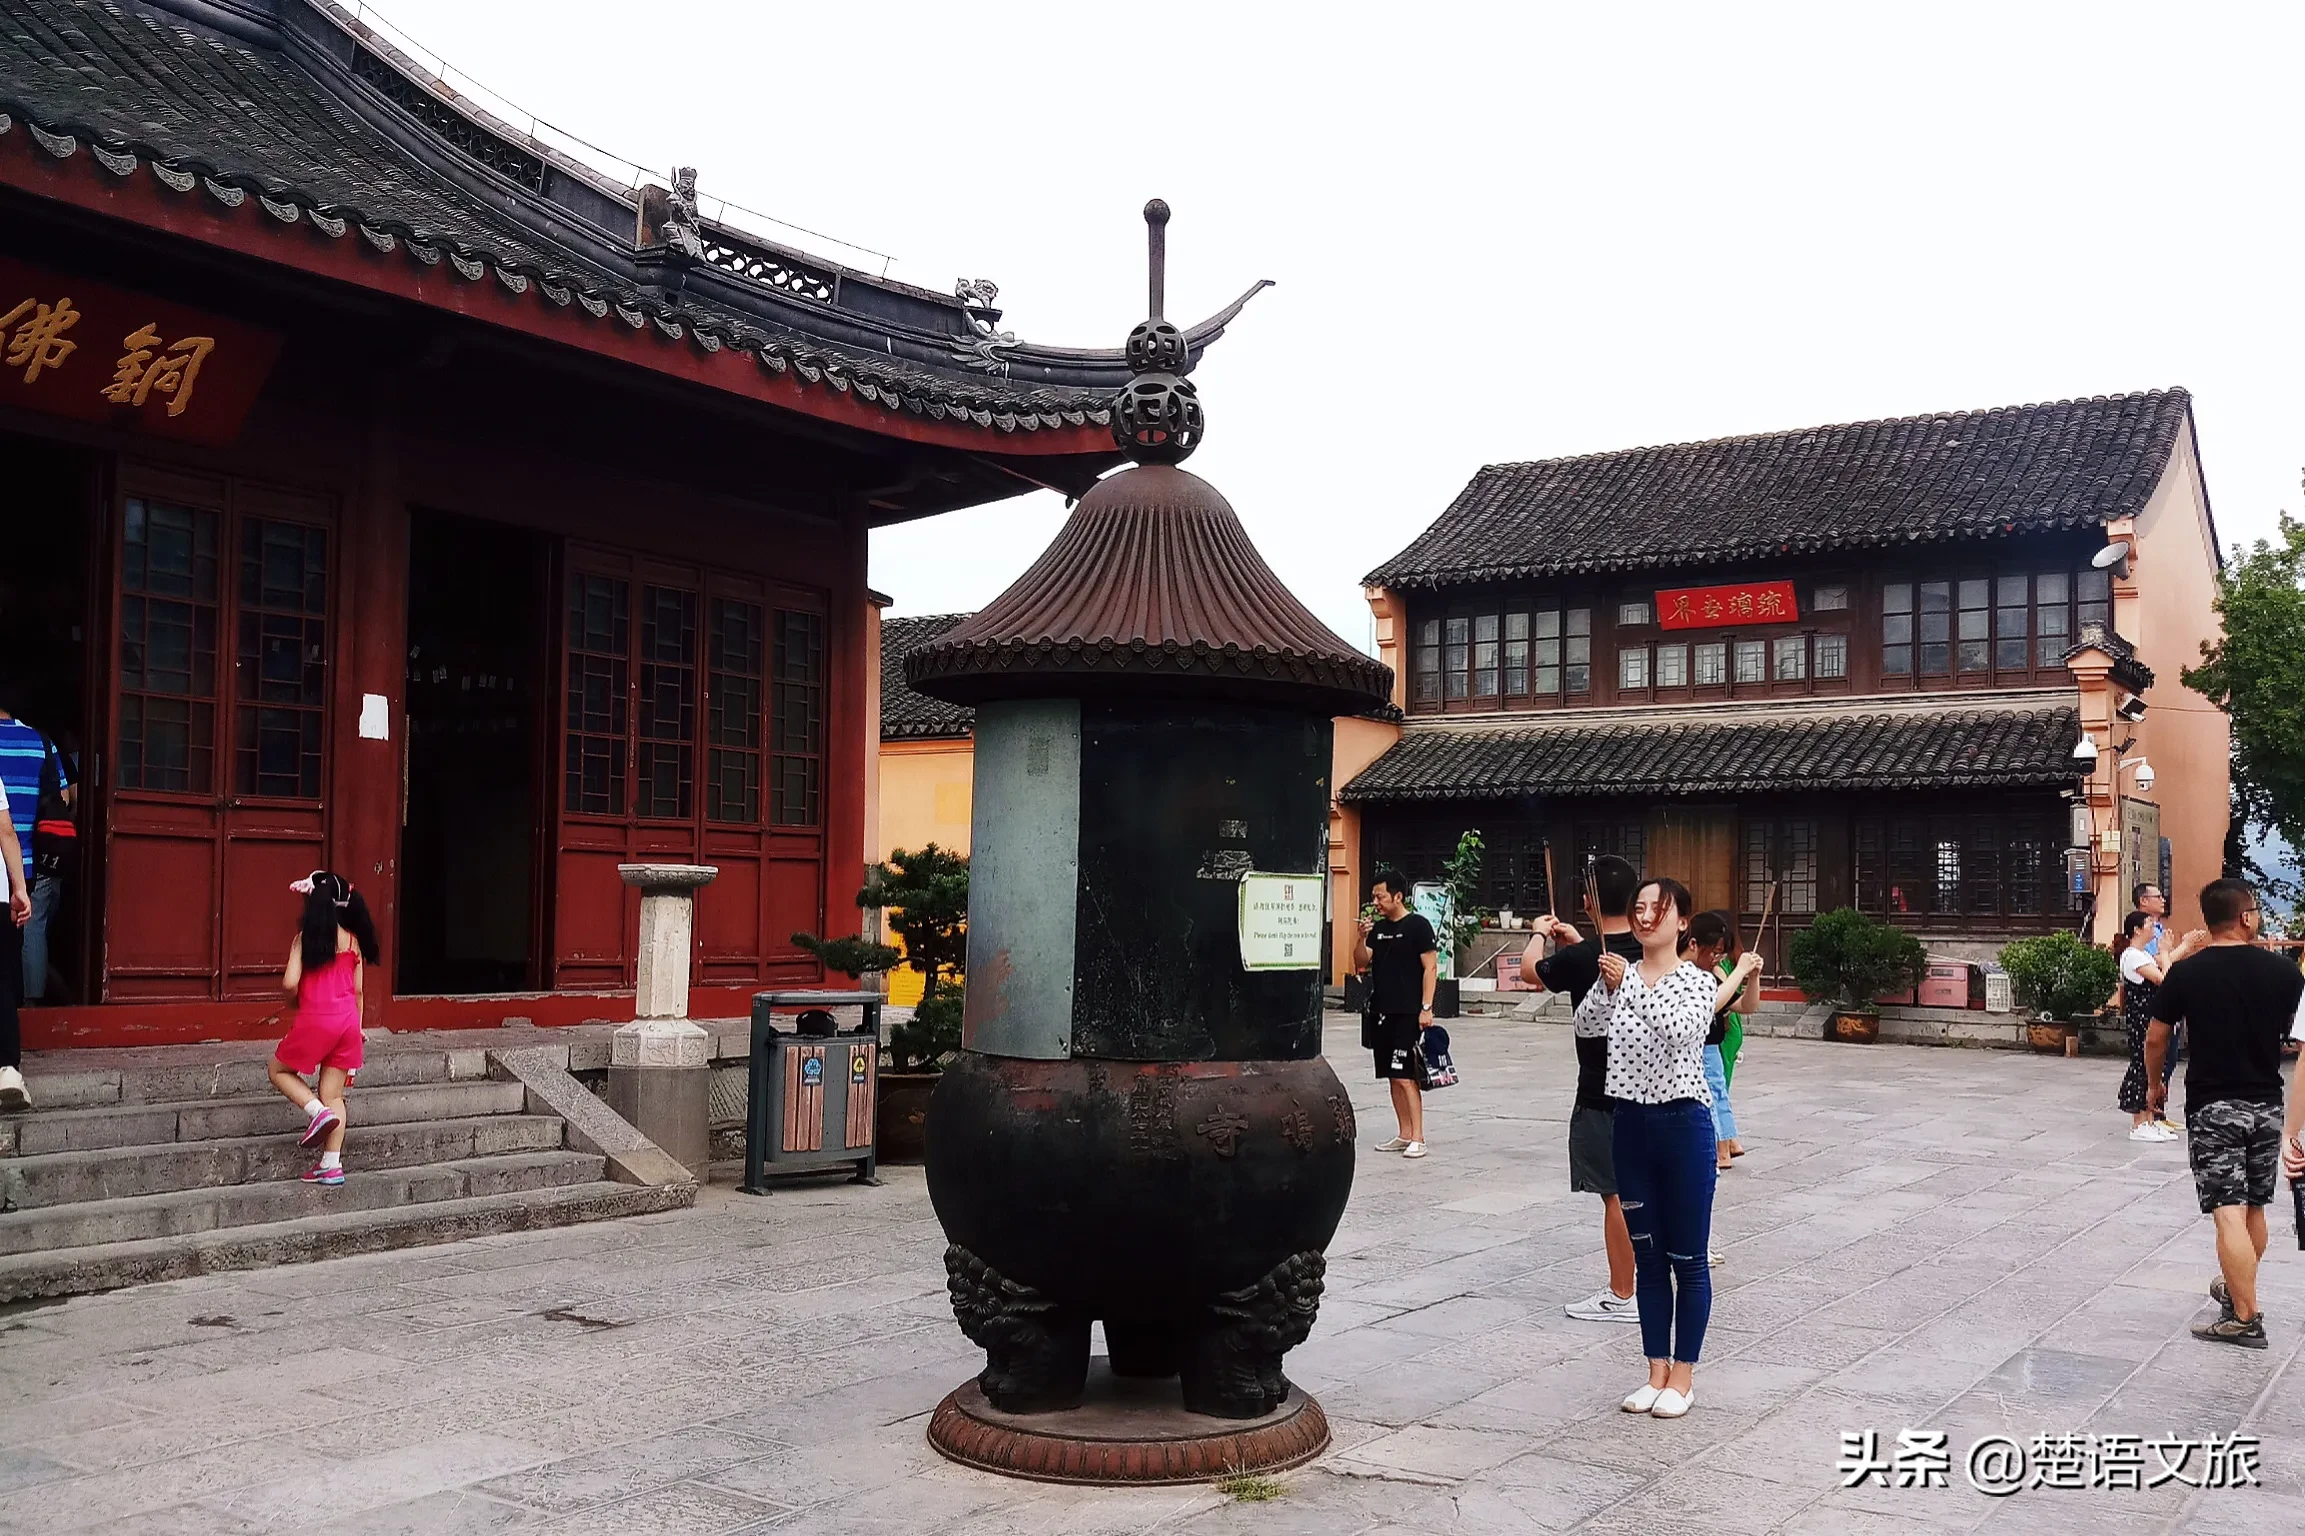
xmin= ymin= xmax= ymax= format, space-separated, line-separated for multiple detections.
xmin=1611 ymin=1096 xmax=1717 ymax=1363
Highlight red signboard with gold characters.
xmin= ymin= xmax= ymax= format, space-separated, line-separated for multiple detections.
xmin=1655 ymin=579 xmax=1800 ymax=630
xmin=0 ymin=255 xmax=281 ymax=446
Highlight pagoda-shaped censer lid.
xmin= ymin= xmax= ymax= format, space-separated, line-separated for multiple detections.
xmin=906 ymin=201 xmax=1392 ymax=719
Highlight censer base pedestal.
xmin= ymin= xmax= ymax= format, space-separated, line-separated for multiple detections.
xmin=926 ymin=1359 xmax=1330 ymax=1486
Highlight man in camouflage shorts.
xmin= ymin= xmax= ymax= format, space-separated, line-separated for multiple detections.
xmin=2147 ymin=878 xmax=2304 ymax=1349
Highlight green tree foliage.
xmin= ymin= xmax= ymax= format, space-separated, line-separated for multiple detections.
xmin=1998 ymin=932 xmax=2120 ymax=1024
xmin=1437 ymin=829 xmax=1491 ymax=963
xmin=2184 ymin=512 xmax=2305 ymax=908
xmin=1787 ymin=908 xmax=1927 ymax=1009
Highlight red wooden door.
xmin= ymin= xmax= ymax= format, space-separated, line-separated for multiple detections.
xmin=104 ymin=468 xmax=332 ymax=1001
xmin=550 ymin=547 xmax=826 ymax=991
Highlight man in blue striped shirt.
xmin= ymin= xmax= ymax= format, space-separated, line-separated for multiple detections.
xmin=0 ymin=700 xmax=63 ymax=1112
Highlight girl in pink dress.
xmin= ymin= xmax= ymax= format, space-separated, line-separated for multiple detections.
xmin=266 ymin=871 xmax=380 ymax=1187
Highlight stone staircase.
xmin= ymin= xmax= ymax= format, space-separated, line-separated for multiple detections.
xmin=0 ymin=1037 xmax=696 ymax=1301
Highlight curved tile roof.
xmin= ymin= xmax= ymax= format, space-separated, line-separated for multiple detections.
xmin=1366 ymin=390 xmax=2191 ymax=589
xmin=906 ymin=465 xmax=1394 ymax=716
xmin=1341 ymin=705 xmax=2083 ymax=802
xmin=881 ymin=614 xmax=975 ymax=740
xmin=0 ymin=1 xmax=1258 ymax=437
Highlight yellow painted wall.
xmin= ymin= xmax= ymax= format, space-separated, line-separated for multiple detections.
xmin=879 ymin=737 xmax=975 ymax=861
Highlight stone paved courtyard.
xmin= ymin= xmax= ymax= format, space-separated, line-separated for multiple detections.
xmin=2 ymin=1015 xmax=2301 ymax=1535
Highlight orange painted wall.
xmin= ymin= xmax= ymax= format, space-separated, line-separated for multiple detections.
xmin=2125 ymin=420 xmax=2230 ymax=932
xmin=1328 ymin=713 xmax=1405 ymax=982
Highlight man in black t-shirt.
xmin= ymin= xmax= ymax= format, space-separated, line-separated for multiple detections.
xmin=2146 ymin=878 xmax=2305 ymax=1350
xmin=1355 ymin=868 xmax=1436 ymax=1159
xmin=1522 ymin=853 xmax=1644 ymax=1324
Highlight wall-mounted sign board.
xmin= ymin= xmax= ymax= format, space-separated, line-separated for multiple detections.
xmin=1238 ymin=872 xmax=1324 ymax=971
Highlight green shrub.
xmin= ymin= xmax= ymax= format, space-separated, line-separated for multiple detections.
xmin=1998 ymin=932 xmax=2120 ymax=1023
xmin=892 ymin=984 xmax=964 ymax=1073
xmin=1787 ymin=907 xmax=1927 ymax=1009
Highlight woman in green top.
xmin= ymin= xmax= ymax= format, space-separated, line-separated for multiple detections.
xmin=1689 ymin=911 xmax=1757 ymax=1164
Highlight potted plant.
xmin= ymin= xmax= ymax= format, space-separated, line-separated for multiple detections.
xmin=1430 ymin=829 xmax=1491 ymax=1016
xmin=1997 ymin=932 xmax=2120 ymax=1054
xmin=1787 ymin=907 xmax=1927 ymax=1044
xmin=795 ymin=843 xmax=968 ymax=1161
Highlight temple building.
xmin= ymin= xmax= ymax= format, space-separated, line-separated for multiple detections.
xmin=0 ymin=0 xmax=1265 ymax=1046
xmin=1336 ymin=388 xmax=2227 ymax=978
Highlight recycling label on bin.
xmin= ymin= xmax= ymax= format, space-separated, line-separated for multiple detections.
xmin=801 ymin=1056 xmax=824 ymax=1087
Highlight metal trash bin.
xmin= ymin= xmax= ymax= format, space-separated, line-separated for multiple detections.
xmin=744 ymin=989 xmax=883 ymax=1193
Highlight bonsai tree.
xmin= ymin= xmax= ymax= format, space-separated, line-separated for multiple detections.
xmin=1787 ymin=907 xmax=1927 ymax=1012
xmin=1436 ymin=829 xmax=1491 ymax=976
xmin=789 ymin=933 xmax=901 ymax=981
xmin=852 ymin=844 xmax=970 ymax=1072
xmin=1998 ymin=932 xmax=2121 ymax=1024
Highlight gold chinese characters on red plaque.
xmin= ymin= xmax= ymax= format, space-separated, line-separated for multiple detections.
xmin=0 ymin=255 xmax=281 ymax=446
xmin=1655 ymin=580 xmax=1800 ymax=630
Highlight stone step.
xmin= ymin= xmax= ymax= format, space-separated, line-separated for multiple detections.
xmin=2 ymin=1079 xmax=530 ymax=1157
xmin=0 ymin=1178 xmax=696 ymax=1302
xmin=0 ymin=1115 xmax=567 ymax=1211
xmin=28 ymin=1044 xmax=494 ymax=1112
xmin=0 ymin=1151 xmax=604 ymax=1256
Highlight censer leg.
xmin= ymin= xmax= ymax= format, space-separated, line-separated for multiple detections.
xmin=944 ymin=1244 xmax=1092 ymax=1412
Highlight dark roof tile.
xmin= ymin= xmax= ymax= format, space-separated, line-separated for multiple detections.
xmin=1365 ymin=390 xmax=2190 ymax=589
xmin=881 ymin=613 xmax=975 ymax=740
xmin=1341 ymin=705 xmax=2082 ymax=802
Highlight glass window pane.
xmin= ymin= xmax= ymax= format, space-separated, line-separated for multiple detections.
xmin=1774 ymin=635 xmax=1806 ymax=681
xmin=1884 ymin=614 xmax=1912 ymax=644
xmin=1567 ymin=608 xmax=1591 ymax=636
xmin=1445 ymin=617 xmax=1469 ymax=644
xmin=1734 ymin=639 xmax=1767 ymax=683
xmin=1419 ymin=619 xmax=1440 ymax=646
xmin=1565 ymin=635 xmax=1590 ymax=666
xmin=1884 ymin=583 xmax=1912 ymax=613
xmin=1533 ymin=664 xmax=1560 ymax=694
xmin=1504 ymin=612 xmax=1530 ymax=641
xmin=1813 ymin=584 xmax=1850 ymax=612
xmin=1618 ymin=602 xmax=1650 ymax=626
xmin=1619 ymin=647 xmax=1649 ymax=689
xmin=1474 ymin=614 xmax=1499 ymax=642
xmin=1997 ymin=575 xmax=2028 ymax=606
xmin=1694 ymin=643 xmax=1727 ymax=685
xmin=1534 ymin=610 xmax=1561 ymax=639
xmin=1958 ymin=578 xmax=1989 ymax=610
xmin=2037 ymin=572 xmax=2069 ymax=605
xmin=1445 ymin=669 xmax=1468 ymax=699
xmin=1656 ymin=644 xmax=1687 ymax=687
xmin=1566 ymin=662 xmax=1589 ymax=694
xmin=1884 ymin=643 xmax=1912 ymax=675
xmin=1815 ymin=633 xmax=1847 ymax=679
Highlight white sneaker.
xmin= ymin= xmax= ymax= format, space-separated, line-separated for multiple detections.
xmin=2128 ymin=1124 xmax=2163 ymax=1142
xmin=1650 ymin=1387 xmax=1694 ymax=1419
xmin=1708 ymin=1248 xmax=1725 ymax=1267
xmin=0 ymin=1067 xmax=28 ymax=1113
xmin=1372 ymin=1137 xmax=1410 ymax=1152
xmin=1620 ymin=1384 xmax=1662 ymax=1413
xmin=1401 ymin=1141 xmax=1428 ymax=1159
xmin=1565 ymin=1288 xmax=1640 ymax=1323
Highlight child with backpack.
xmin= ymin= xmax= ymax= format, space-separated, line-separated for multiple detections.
xmin=266 ymin=871 xmax=379 ymax=1186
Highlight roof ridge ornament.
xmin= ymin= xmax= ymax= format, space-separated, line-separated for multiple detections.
xmin=1111 ymin=198 xmax=1203 ymax=463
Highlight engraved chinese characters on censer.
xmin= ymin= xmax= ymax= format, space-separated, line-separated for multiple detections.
xmin=906 ymin=201 xmax=1394 ymax=1484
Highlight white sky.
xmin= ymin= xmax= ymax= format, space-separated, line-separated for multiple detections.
xmin=374 ymin=0 xmax=2305 ymax=649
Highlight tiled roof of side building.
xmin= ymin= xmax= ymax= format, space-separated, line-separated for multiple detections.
xmin=1340 ymin=704 xmax=2083 ymax=802
xmin=1365 ymin=389 xmax=2191 ymax=589
xmin=0 ymin=1 xmax=1262 ymax=434
xmin=881 ymin=614 xmax=976 ymax=740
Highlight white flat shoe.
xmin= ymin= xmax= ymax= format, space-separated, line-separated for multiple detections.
xmin=1620 ymin=1384 xmax=1662 ymax=1413
xmin=1650 ymin=1387 xmax=1694 ymax=1418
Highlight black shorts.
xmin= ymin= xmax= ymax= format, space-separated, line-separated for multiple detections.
xmin=1371 ymin=1013 xmax=1423 ymax=1082
xmin=1569 ymin=1103 xmax=1617 ymax=1195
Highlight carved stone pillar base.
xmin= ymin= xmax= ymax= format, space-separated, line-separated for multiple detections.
xmin=607 ymin=1019 xmax=711 ymax=1178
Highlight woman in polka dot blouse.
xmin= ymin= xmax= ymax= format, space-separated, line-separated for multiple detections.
xmin=1574 ymin=875 xmax=1761 ymax=1419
